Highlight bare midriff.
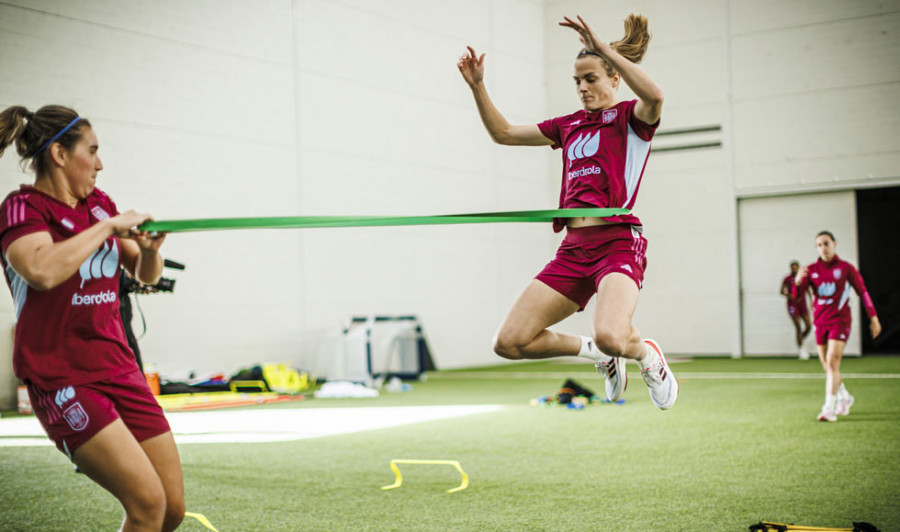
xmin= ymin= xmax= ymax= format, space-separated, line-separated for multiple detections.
xmin=566 ymin=217 xmax=613 ymax=228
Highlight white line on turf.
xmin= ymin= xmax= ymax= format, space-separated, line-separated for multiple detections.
xmin=428 ymin=372 xmax=900 ymax=380
xmin=0 ymin=404 xmax=503 ymax=447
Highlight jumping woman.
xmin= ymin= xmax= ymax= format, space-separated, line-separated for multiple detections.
xmin=458 ymin=14 xmax=677 ymax=409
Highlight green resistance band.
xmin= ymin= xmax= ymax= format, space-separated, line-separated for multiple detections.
xmin=139 ymin=208 xmax=629 ymax=233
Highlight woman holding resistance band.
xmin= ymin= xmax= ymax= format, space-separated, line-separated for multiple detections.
xmin=0 ymin=104 xmax=184 ymax=531
xmin=793 ymin=230 xmax=880 ymax=422
xmin=458 ymin=14 xmax=677 ymax=409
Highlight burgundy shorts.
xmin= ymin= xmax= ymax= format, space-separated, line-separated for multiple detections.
xmin=814 ymin=322 xmax=851 ymax=346
xmin=26 ymin=368 xmax=171 ymax=460
xmin=535 ymin=224 xmax=647 ymax=311
xmin=787 ymin=303 xmax=808 ymax=318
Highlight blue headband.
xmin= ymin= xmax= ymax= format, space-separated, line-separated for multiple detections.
xmin=33 ymin=117 xmax=82 ymax=157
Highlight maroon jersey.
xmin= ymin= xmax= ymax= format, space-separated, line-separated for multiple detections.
xmin=793 ymin=255 xmax=877 ymax=327
xmin=0 ymin=186 xmax=135 ymax=389
xmin=538 ymin=99 xmax=659 ymax=232
xmin=782 ymin=274 xmax=808 ymax=313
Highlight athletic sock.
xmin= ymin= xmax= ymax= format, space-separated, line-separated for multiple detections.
xmin=825 ymin=394 xmax=838 ymax=411
xmin=837 ymin=383 xmax=849 ymax=400
xmin=577 ymin=336 xmax=611 ymax=363
xmin=636 ymin=343 xmax=656 ymax=371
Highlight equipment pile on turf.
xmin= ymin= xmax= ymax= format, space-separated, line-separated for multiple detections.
xmin=749 ymin=520 xmax=880 ymax=531
xmin=529 ymin=378 xmax=626 ymax=409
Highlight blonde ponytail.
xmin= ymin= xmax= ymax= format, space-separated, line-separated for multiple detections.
xmin=577 ymin=14 xmax=652 ymax=78
xmin=610 ymin=14 xmax=651 ymax=64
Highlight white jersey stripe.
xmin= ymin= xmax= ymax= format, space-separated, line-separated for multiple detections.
xmin=623 ymin=124 xmax=651 ymax=207
xmin=838 ymin=282 xmax=851 ymax=311
xmin=7 ymin=265 xmax=28 ymax=319
xmin=9 ymin=197 xmax=18 ymax=225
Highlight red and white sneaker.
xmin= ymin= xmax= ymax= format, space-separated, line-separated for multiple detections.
xmin=639 ymin=339 xmax=678 ymax=410
xmin=595 ymin=356 xmax=627 ymax=402
xmin=817 ymin=407 xmax=837 ymax=422
xmin=835 ymin=394 xmax=854 ymax=416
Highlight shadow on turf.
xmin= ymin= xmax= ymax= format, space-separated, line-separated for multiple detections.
xmin=827 ymin=413 xmax=895 ymax=422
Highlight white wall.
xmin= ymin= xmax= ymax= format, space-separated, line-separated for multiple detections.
xmin=730 ymin=0 xmax=900 ymax=195
xmin=0 ymin=0 xmax=551 ymax=392
xmin=293 ymin=0 xmax=552 ymax=371
xmin=0 ymin=0 xmax=301 ymax=398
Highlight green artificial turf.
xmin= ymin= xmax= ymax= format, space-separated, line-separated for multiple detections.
xmin=1 ymin=357 xmax=898 ymax=531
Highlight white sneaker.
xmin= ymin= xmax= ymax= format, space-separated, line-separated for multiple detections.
xmin=835 ymin=394 xmax=854 ymax=416
xmin=595 ymin=357 xmax=627 ymax=402
xmin=798 ymin=347 xmax=809 ymax=360
xmin=817 ymin=407 xmax=837 ymax=422
xmin=639 ymin=339 xmax=678 ymax=410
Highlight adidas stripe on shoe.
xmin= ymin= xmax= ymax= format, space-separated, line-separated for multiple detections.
xmin=595 ymin=356 xmax=627 ymax=402
xmin=639 ymin=339 xmax=678 ymax=410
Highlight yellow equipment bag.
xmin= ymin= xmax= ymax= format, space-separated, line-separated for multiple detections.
xmin=262 ymin=363 xmax=310 ymax=394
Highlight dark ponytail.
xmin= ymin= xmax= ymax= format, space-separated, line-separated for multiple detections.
xmin=0 ymin=105 xmax=91 ymax=176
xmin=0 ymin=106 xmax=31 ymax=159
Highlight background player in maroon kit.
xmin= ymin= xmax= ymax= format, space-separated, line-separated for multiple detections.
xmin=793 ymin=231 xmax=881 ymax=422
xmin=457 ymin=13 xmax=678 ymax=410
xmin=0 ymin=105 xmax=184 ymax=531
xmin=781 ymin=260 xmax=811 ymax=359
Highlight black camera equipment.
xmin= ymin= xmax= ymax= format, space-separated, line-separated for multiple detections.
xmin=119 ymin=259 xmax=185 ymax=371
xmin=121 ymin=259 xmax=185 ymax=294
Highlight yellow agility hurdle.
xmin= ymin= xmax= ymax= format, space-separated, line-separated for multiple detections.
xmin=184 ymin=512 xmax=219 ymax=532
xmin=381 ymin=459 xmax=469 ymax=494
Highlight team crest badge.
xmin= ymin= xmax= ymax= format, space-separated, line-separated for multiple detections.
xmin=602 ymin=109 xmax=618 ymax=124
xmin=90 ymin=205 xmax=110 ymax=221
xmin=833 ymin=269 xmax=842 ymax=279
xmin=63 ymin=402 xmax=89 ymax=431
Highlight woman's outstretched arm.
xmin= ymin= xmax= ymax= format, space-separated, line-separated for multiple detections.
xmin=458 ymin=46 xmax=553 ymax=146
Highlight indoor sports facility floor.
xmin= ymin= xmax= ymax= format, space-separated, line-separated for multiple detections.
xmin=1 ymin=356 xmax=899 ymax=531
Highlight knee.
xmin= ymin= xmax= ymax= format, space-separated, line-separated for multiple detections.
xmin=492 ymin=332 xmax=524 ymax=360
xmin=124 ymin=483 xmax=167 ymax=528
xmin=593 ymin=329 xmax=628 ymax=358
xmin=162 ymin=500 xmax=185 ymax=532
